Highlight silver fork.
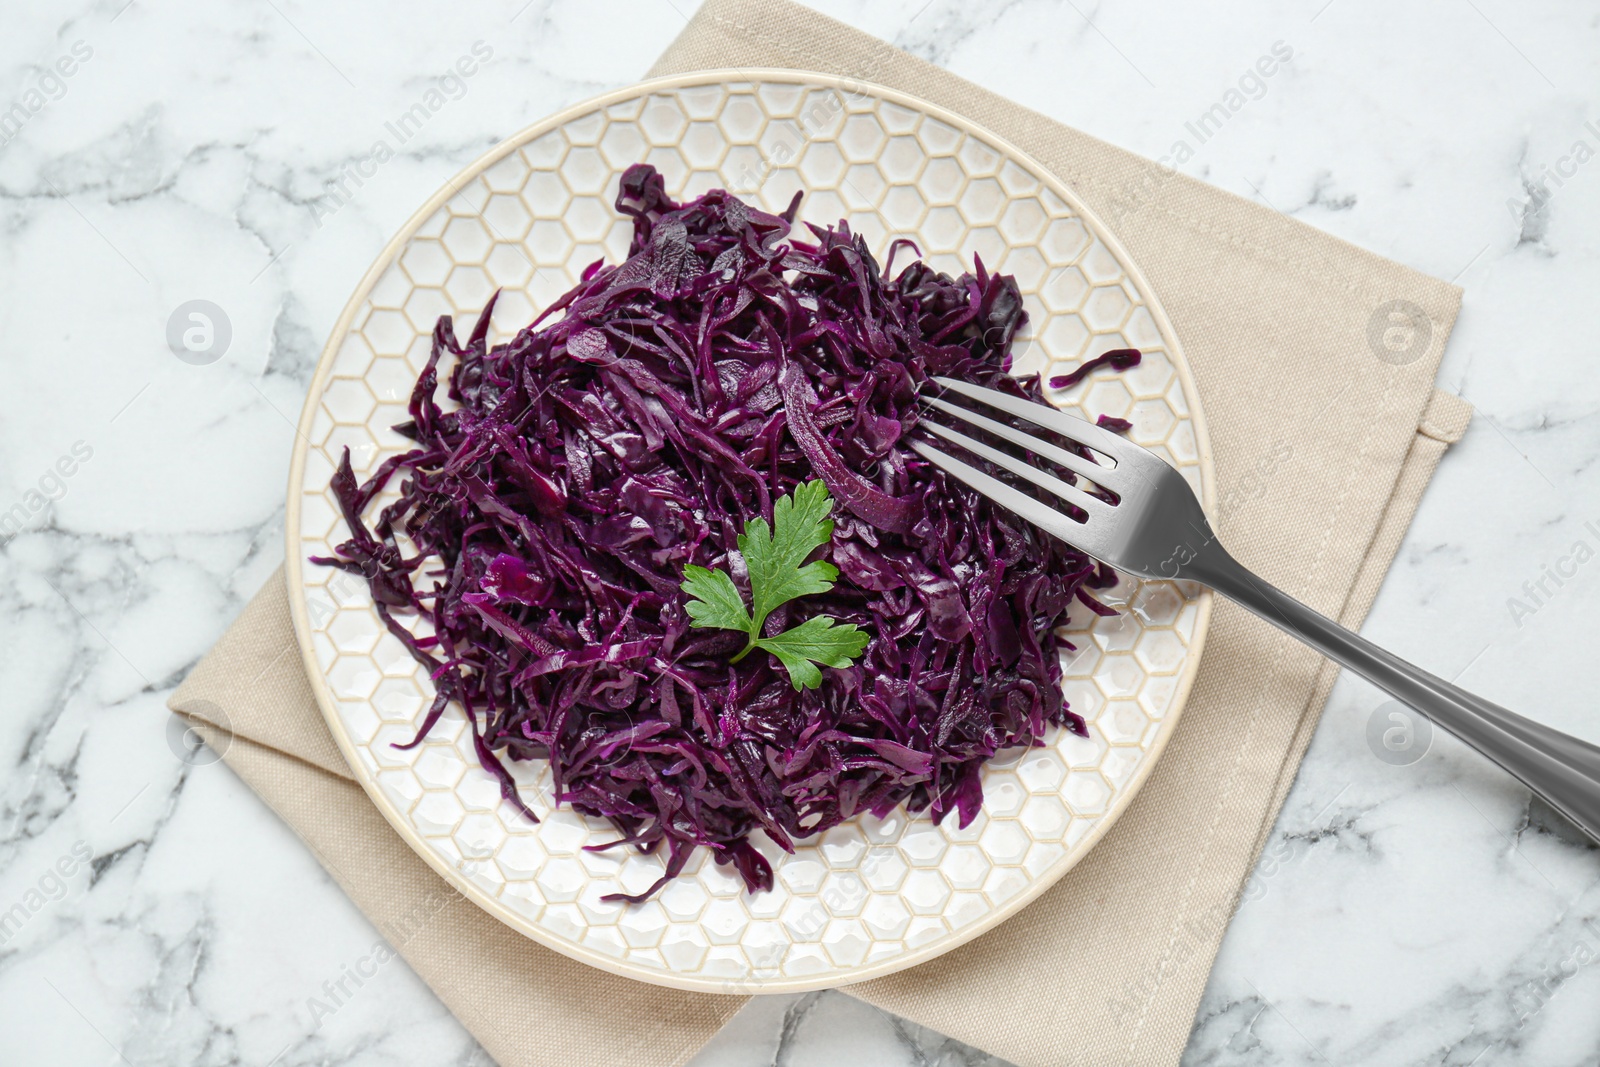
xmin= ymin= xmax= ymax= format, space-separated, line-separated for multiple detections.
xmin=915 ymin=376 xmax=1600 ymax=842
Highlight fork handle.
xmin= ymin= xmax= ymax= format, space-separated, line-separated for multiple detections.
xmin=1189 ymin=548 xmax=1600 ymax=840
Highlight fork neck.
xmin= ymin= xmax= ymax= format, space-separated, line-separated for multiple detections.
xmin=1180 ymin=543 xmax=1320 ymax=638
xmin=1181 ymin=542 xmax=1476 ymax=721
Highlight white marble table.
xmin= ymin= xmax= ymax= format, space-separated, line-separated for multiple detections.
xmin=3 ymin=0 xmax=1597 ymax=1063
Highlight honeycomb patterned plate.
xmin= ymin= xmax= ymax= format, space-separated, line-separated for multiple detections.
xmin=286 ymin=71 xmax=1216 ymax=994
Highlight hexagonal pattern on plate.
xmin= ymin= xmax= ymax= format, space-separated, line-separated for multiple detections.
xmin=289 ymin=74 xmax=1212 ymax=994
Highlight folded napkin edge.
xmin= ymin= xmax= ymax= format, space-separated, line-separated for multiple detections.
xmin=1420 ymin=388 xmax=1473 ymax=443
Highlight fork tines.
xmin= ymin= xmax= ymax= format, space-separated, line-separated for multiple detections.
xmin=928 ymin=377 xmax=1131 ymax=460
xmin=913 ymin=377 xmax=1128 ymax=530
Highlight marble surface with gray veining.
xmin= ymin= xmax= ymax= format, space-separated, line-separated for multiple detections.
xmin=2 ymin=0 xmax=1599 ymax=1063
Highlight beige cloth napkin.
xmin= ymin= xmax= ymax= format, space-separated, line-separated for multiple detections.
xmin=170 ymin=2 xmax=1474 ymax=1064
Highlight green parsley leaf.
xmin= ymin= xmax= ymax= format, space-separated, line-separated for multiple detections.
xmin=741 ymin=478 xmax=840 ymax=626
xmin=680 ymin=565 xmax=753 ymax=633
xmin=680 ymin=479 xmax=869 ymax=690
xmin=754 ymin=615 xmax=871 ymax=691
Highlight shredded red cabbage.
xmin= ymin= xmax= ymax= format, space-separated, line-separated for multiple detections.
xmin=1049 ymin=347 xmax=1141 ymax=389
xmin=316 ymin=163 xmax=1128 ymax=901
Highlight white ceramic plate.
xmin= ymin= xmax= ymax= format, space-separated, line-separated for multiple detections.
xmin=286 ymin=70 xmax=1215 ymax=993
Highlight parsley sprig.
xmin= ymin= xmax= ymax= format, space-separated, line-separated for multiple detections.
xmin=680 ymin=480 xmax=869 ymax=690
